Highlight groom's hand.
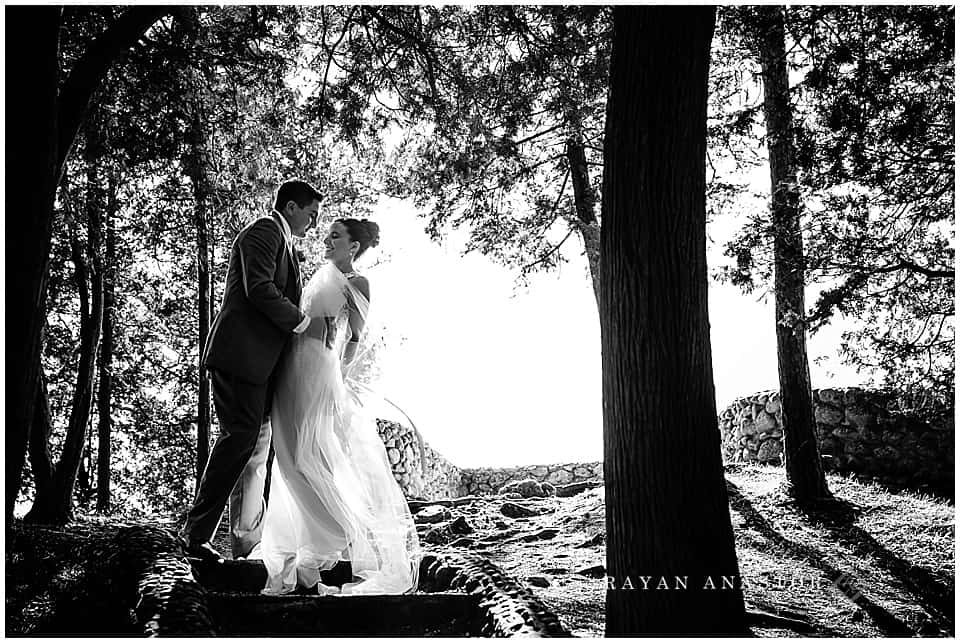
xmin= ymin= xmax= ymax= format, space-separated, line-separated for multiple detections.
xmin=304 ymin=317 xmax=327 ymax=342
xmin=304 ymin=316 xmax=337 ymax=349
xmin=324 ymin=317 xmax=337 ymax=349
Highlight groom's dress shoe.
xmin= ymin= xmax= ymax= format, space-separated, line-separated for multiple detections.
xmin=179 ymin=536 xmax=225 ymax=563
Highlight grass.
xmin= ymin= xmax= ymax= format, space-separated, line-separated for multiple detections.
xmin=725 ymin=464 xmax=954 ymax=637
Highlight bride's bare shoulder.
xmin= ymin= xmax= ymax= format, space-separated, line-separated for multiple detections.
xmin=348 ymin=275 xmax=371 ymax=301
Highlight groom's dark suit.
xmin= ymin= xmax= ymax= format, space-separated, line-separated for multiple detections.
xmin=183 ymin=212 xmax=304 ymax=549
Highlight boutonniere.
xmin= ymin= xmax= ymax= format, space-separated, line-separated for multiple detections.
xmin=295 ymin=249 xmax=306 ymax=263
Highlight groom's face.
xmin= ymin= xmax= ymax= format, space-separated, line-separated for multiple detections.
xmin=286 ymin=199 xmax=320 ymax=237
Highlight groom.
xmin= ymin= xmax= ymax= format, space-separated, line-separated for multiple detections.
xmin=180 ymin=180 xmax=329 ymax=562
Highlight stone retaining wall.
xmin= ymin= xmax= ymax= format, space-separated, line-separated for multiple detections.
xmin=459 ymin=462 xmax=603 ymax=496
xmin=719 ymin=387 xmax=954 ymax=491
xmin=377 ymin=420 xmax=462 ymax=499
xmin=398 ymin=387 xmax=952 ymax=498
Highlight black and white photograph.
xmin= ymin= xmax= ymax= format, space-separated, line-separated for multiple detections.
xmin=5 ymin=3 xmax=955 ymax=637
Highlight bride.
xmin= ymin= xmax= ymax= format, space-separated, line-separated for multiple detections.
xmin=255 ymin=217 xmax=421 ymax=596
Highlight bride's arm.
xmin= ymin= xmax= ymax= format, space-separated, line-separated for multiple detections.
xmin=342 ymin=276 xmax=370 ymax=366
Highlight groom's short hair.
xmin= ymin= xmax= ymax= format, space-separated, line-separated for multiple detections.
xmin=274 ymin=180 xmax=322 ymax=211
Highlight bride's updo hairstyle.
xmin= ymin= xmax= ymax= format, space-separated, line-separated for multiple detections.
xmin=337 ymin=218 xmax=380 ymax=259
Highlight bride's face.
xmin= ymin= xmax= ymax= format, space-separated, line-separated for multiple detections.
xmin=323 ymin=222 xmax=359 ymax=262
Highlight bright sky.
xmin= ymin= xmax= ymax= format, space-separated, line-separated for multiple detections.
xmin=306 ymin=194 xmax=865 ymax=469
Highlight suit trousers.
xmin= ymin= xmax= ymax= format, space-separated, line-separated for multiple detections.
xmin=228 ymin=415 xmax=272 ymax=558
xmin=183 ymin=368 xmax=276 ymax=552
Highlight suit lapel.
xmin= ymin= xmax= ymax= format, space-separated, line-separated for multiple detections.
xmin=270 ymin=212 xmax=298 ymax=281
xmin=291 ymin=247 xmax=302 ymax=290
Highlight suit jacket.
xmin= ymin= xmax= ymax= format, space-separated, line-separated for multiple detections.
xmin=202 ymin=213 xmax=303 ymax=384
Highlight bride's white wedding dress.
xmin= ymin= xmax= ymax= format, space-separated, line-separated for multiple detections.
xmin=256 ymin=262 xmax=421 ymax=595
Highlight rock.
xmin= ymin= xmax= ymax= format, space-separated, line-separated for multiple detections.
xmin=494 ymin=520 xmax=510 ymax=530
xmin=575 ymin=532 xmax=605 ymax=548
xmin=501 ymin=492 xmax=524 ymax=500
xmin=739 ymin=419 xmax=757 ymax=436
xmin=479 ymin=529 xmax=519 ymax=543
xmin=449 ymin=516 xmax=473 ymax=535
xmin=843 ymin=389 xmax=864 ymax=406
xmin=765 ymin=396 xmax=782 ymax=415
xmin=527 ymin=576 xmax=550 ymax=588
xmin=542 ymin=567 xmax=569 ymax=575
xmin=845 ymin=405 xmax=876 ymax=429
xmin=814 ymin=405 xmax=844 ymax=425
xmin=555 ymin=481 xmax=601 ymax=498
xmin=833 ymin=426 xmax=859 ymax=442
xmin=500 ymin=502 xmax=539 ymax=518
xmin=531 ymin=465 xmax=549 ymax=477
xmin=521 ymin=528 xmax=559 ymax=542
xmin=498 ymin=478 xmax=554 ymax=498
xmin=573 ymin=466 xmax=593 ymax=478
xmin=817 ymin=388 xmax=843 ymax=405
xmin=449 ymin=537 xmax=474 ymax=548
xmin=576 ymin=564 xmax=606 ymax=578
xmin=422 ymin=526 xmax=451 ymax=545
xmin=755 ymin=411 xmax=778 ymax=433
xmin=387 ymin=447 xmax=401 ymax=465
xmin=546 ymin=469 xmax=574 ymax=485
xmin=756 ymin=439 xmax=783 ymax=462
xmin=415 ymin=505 xmax=452 ymax=524
xmin=848 ymin=441 xmax=871 ymax=456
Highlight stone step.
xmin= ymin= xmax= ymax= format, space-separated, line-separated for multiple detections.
xmin=205 ymin=591 xmax=482 ymax=636
xmin=188 ymin=557 xmax=353 ymax=594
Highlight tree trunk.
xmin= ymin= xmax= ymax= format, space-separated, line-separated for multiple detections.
xmin=184 ymin=41 xmax=213 ymax=489
xmin=57 ymin=167 xmax=105 ymax=522
xmin=566 ymin=137 xmax=602 ymax=308
xmin=6 ymin=6 xmax=61 ymax=522
xmin=600 ymin=6 xmax=746 ymax=634
xmin=27 ymin=147 xmax=106 ymax=525
xmin=28 ymin=371 xmax=56 ymax=511
xmin=194 ymin=174 xmax=212 ymax=490
xmin=77 ymin=439 xmax=93 ymax=504
xmin=755 ymin=6 xmax=831 ymax=502
xmin=6 ymin=6 xmax=169 ymax=522
xmin=96 ymin=172 xmax=119 ymax=513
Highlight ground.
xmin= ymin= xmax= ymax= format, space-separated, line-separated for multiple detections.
xmin=426 ymin=464 xmax=955 ymax=637
xmin=6 ymin=464 xmax=955 ymax=636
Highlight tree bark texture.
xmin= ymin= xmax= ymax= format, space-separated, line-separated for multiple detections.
xmin=755 ymin=6 xmax=831 ymax=502
xmin=183 ymin=32 xmax=214 ymax=489
xmin=28 ymin=371 xmax=56 ymax=513
xmin=600 ymin=6 xmax=747 ymax=635
xmin=96 ymin=172 xmax=119 ymax=513
xmin=6 ymin=6 xmax=61 ymax=522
